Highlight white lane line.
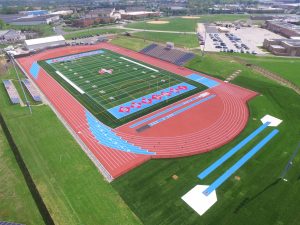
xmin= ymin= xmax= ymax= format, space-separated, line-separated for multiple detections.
xmin=55 ymin=71 xmax=85 ymax=94
xmin=119 ymin=57 xmax=159 ymax=72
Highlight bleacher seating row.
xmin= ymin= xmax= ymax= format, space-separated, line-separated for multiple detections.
xmin=0 ymin=222 xmax=24 ymax=225
xmin=140 ymin=44 xmax=195 ymax=66
xmin=85 ymin=111 xmax=155 ymax=155
xmin=22 ymin=79 xmax=42 ymax=102
xmin=2 ymin=80 xmax=20 ymax=104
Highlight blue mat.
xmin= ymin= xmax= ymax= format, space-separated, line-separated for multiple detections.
xmin=85 ymin=110 xmax=155 ymax=155
xmin=198 ymin=122 xmax=271 ymax=179
xmin=29 ymin=62 xmax=40 ymax=79
xmin=187 ymin=74 xmax=219 ymax=88
xmin=203 ymin=129 xmax=279 ymax=196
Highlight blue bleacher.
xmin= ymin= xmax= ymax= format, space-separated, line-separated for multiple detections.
xmin=22 ymin=79 xmax=42 ymax=102
xmin=140 ymin=43 xmax=195 ymax=66
xmin=0 ymin=221 xmax=24 ymax=225
xmin=175 ymin=53 xmax=195 ymax=66
xmin=140 ymin=43 xmax=158 ymax=53
xmin=203 ymin=129 xmax=279 ymax=196
xmin=85 ymin=111 xmax=155 ymax=155
xmin=2 ymin=80 xmax=20 ymax=104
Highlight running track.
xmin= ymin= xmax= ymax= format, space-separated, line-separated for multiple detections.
xmin=17 ymin=43 xmax=257 ymax=180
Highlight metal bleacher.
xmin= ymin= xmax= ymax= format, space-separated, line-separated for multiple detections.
xmin=0 ymin=222 xmax=24 ymax=225
xmin=22 ymin=79 xmax=42 ymax=102
xmin=2 ymin=80 xmax=20 ymax=104
xmin=140 ymin=44 xmax=195 ymax=66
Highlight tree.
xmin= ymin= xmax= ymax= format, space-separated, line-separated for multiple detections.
xmin=0 ymin=19 xmax=6 ymax=30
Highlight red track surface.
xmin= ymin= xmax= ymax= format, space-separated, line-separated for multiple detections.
xmin=17 ymin=43 xmax=257 ymax=179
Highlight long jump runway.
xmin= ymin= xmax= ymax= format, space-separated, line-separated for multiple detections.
xmin=17 ymin=43 xmax=257 ymax=180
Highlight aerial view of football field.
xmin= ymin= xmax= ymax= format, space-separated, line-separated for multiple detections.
xmin=1 ymin=11 xmax=300 ymax=225
xmin=38 ymin=48 xmax=207 ymax=127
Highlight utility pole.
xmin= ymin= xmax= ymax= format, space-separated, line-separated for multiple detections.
xmin=280 ymin=142 xmax=300 ymax=181
xmin=10 ymin=55 xmax=32 ymax=115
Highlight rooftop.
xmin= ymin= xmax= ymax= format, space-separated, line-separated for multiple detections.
xmin=25 ymin=35 xmax=65 ymax=46
xmin=268 ymin=20 xmax=300 ymax=33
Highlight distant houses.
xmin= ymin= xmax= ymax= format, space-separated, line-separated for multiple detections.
xmin=0 ymin=29 xmax=26 ymax=43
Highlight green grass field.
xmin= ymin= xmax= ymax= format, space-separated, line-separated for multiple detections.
xmin=8 ymin=24 xmax=55 ymax=37
xmin=111 ymin=36 xmax=153 ymax=51
xmin=126 ymin=15 xmax=249 ymax=32
xmin=112 ymin=51 xmax=300 ymax=225
xmin=0 ymin=116 xmax=44 ymax=225
xmin=233 ymin=54 xmax=300 ymax=88
xmin=0 ymin=64 xmax=141 ymax=225
xmin=132 ymin=32 xmax=199 ymax=48
xmin=64 ymin=28 xmax=127 ymax=40
xmin=39 ymin=49 xmax=206 ymax=127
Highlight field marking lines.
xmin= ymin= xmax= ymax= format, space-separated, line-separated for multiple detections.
xmin=55 ymin=71 xmax=85 ymax=94
xmin=56 ymin=53 xmax=164 ymax=106
xmin=120 ymin=57 xmax=159 ymax=72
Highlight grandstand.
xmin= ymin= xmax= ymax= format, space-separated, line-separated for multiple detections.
xmin=2 ymin=80 xmax=20 ymax=104
xmin=22 ymin=79 xmax=42 ymax=102
xmin=140 ymin=43 xmax=195 ymax=66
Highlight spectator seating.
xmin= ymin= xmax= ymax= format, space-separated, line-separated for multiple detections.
xmin=0 ymin=222 xmax=24 ymax=225
xmin=2 ymin=80 xmax=20 ymax=104
xmin=140 ymin=44 xmax=195 ymax=66
xmin=22 ymin=79 xmax=42 ymax=102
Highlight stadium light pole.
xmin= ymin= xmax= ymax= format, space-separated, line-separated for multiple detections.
xmin=279 ymin=142 xmax=300 ymax=181
xmin=10 ymin=54 xmax=32 ymax=115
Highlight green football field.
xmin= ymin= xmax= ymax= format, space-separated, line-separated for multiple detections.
xmin=38 ymin=49 xmax=206 ymax=127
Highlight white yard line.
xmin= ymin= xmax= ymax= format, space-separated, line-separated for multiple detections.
xmin=55 ymin=71 xmax=85 ymax=94
xmin=120 ymin=57 xmax=159 ymax=72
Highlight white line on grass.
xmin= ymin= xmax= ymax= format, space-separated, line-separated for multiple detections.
xmin=120 ymin=57 xmax=159 ymax=72
xmin=55 ymin=71 xmax=85 ymax=94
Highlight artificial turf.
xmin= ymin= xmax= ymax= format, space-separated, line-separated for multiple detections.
xmin=38 ymin=49 xmax=207 ymax=127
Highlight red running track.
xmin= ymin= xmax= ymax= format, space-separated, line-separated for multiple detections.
xmin=17 ymin=43 xmax=257 ymax=179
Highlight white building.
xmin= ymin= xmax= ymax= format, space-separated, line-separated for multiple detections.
xmin=50 ymin=10 xmax=73 ymax=16
xmin=25 ymin=35 xmax=66 ymax=51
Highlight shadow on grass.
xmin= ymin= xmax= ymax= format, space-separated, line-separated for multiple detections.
xmin=234 ymin=178 xmax=281 ymax=213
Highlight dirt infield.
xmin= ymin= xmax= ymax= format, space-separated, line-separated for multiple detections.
xmin=181 ymin=16 xmax=200 ymax=19
xmin=146 ymin=20 xmax=170 ymax=24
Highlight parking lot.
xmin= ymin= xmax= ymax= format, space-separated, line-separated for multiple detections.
xmin=201 ymin=24 xmax=284 ymax=55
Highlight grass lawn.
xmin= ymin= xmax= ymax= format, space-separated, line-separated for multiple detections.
xmin=64 ymin=28 xmax=126 ymax=40
xmin=8 ymin=24 xmax=55 ymax=37
xmin=110 ymin=36 xmax=153 ymax=51
xmin=112 ymin=52 xmax=300 ymax=225
xmin=233 ymin=54 xmax=300 ymax=88
xmin=132 ymin=32 xmax=199 ymax=48
xmin=0 ymin=65 xmax=141 ymax=225
xmin=126 ymin=15 xmax=249 ymax=32
xmin=0 ymin=115 xmax=44 ymax=225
